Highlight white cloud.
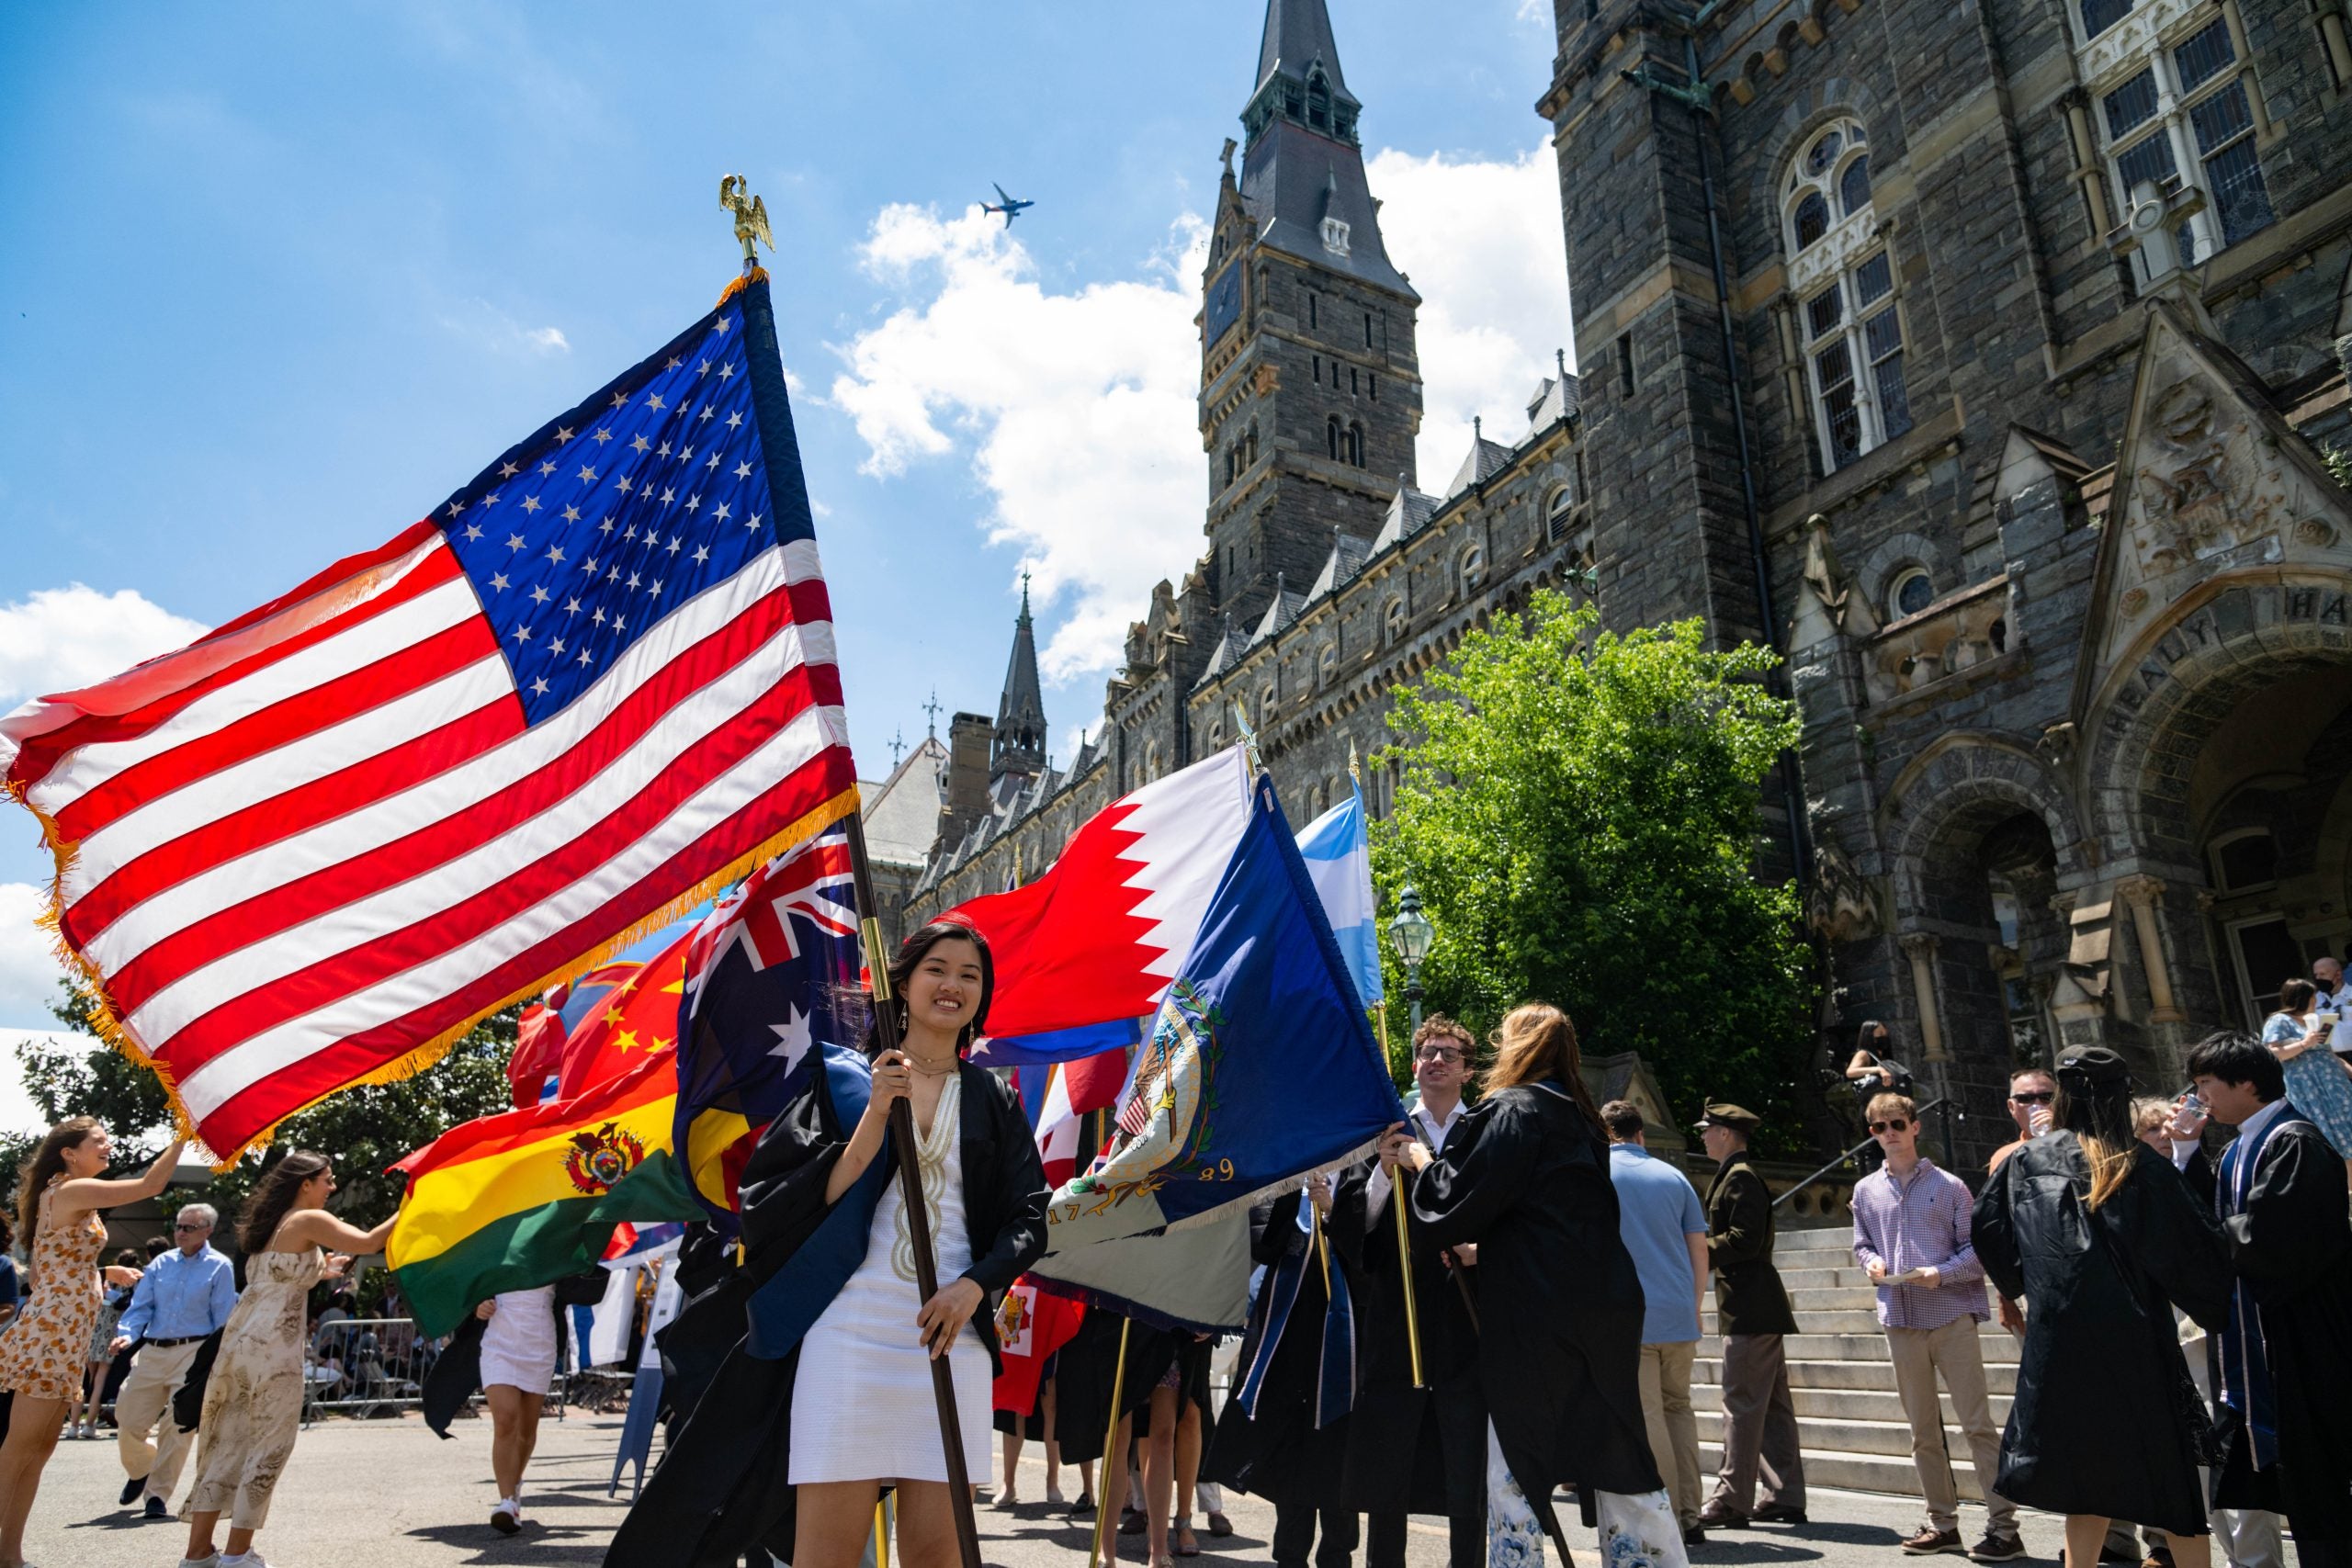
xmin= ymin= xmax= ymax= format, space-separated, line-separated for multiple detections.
xmin=0 ymin=882 xmax=67 ymax=1038
xmin=830 ymin=206 xmax=1211 ymax=682
xmin=828 ymin=146 xmax=1573 ymax=683
xmin=1365 ymin=144 xmax=1575 ymax=485
xmin=441 ymin=299 xmax=571 ymax=357
xmin=0 ymin=584 xmax=209 ymax=711
xmin=0 ymin=1027 xmax=65 ymax=1140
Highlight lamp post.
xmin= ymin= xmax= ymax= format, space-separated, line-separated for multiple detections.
xmin=1387 ymin=885 xmax=1435 ymax=1036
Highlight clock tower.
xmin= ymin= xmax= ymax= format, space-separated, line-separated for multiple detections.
xmin=1198 ymin=0 xmax=1422 ymax=633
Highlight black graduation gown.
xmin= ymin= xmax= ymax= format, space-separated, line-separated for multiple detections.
xmin=2210 ymin=1111 xmax=2352 ymax=1540
xmin=1407 ymin=1079 xmax=1660 ymax=1499
xmin=1336 ymin=1157 xmax=1484 ymax=1516
xmin=1972 ymin=1134 xmax=2231 ymax=1535
xmin=605 ymin=1058 xmax=1047 ymax=1568
xmin=1204 ymin=1185 xmax=1363 ymax=1507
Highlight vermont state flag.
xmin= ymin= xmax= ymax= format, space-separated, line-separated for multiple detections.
xmin=1028 ymin=774 xmax=1407 ymax=1331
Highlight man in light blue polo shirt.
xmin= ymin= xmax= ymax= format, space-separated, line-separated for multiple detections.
xmin=1604 ymin=1100 xmax=1711 ymax=1548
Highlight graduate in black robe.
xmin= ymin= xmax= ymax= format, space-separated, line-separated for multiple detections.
xmin=1205 ymin=1178 xmax=1364 ymax=1568
xmin=1337 ymin=1134 xmax=1484 ymax=1568
xmin=1973 ymin=1046 xmax=2232 ymax=1566
xmin=605 ymin=919 xmax=1047 ymax=1568
xmin=2186 ymin=1032 xmax=2352 ymax=1568
xmin=1387 ymin=1005 xmax=1680 ymax=1568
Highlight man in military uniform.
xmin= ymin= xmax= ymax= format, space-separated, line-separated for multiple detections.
xmin=1693 ymin=1104 xmax=1806 ymax=1529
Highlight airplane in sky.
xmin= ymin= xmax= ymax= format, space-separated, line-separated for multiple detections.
xmin=978 ymin=182 xmax=1035 ymax=227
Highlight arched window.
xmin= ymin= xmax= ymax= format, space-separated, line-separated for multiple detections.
xmin=1328 ymin=417 xmax=1342 ymax=461
xmin=1306 ymin=71 xmax=1331 ymax=130
xmin=1383 ymin=597 xmax=1407 ymax=645
xmin=1784 ymin=119 xmax=1870 ymax=257
xmin=1245 ymin=422 xmax=1259 ymax=468
xmin=2210 ymin=826 xmax=2278 ymax=892
xmin=1459 ymin=543 xmax=1486 ymax=596
xmin=1347 ymin=422 xmax=1364 ymax=467
xmin=1317 ymin=642 xmax=1339 ymax=684
xmin=1545 ymin=481 xmax=1577 ymax=542
xmin=1210 ymin=721 xmax=1227 ymax=750
xmin=2085 ymin=14 xmax=2274 ymax=279
xmin=1889 ymin=567 xmax=1935 ymax=619
xmin=1784 ymin=118 xmax=1911 ymax=472
xmin=1259 ymin=682 xmax=1278 ymax=722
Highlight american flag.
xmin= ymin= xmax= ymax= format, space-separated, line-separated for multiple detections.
xmin=673 ymin=820 xmax=864 ymax=1214
xmin=0 ymin=275 xmax=859 ymax=1159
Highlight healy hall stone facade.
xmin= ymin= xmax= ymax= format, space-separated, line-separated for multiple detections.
xmin=899 ymin=0 xmax=2352 ymax=1159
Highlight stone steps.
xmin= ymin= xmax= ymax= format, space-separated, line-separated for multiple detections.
xmin=1681 ymin=1221 xmax=2019 ymax=1503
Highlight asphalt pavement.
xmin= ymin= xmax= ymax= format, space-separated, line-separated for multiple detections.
xmin=19 ymin=1410 xmax=2226 ymax=1568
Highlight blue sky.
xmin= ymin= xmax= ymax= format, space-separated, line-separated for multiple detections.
xmin=0 ymin=1 xmax=1572 ymax=1056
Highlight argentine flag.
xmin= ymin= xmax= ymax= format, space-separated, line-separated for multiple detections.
xmin=1295 ymin=785 xmax=1383 ymax=1010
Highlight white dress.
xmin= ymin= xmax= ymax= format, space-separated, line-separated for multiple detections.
xmin=791 ymin=1074 xmax=992 ymax=1483
xmin=479 ymin=1285 xmax=560 ymax=1394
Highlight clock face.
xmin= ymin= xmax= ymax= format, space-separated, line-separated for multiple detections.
xmin=1204 ymin=263 xmax=1242 ymax=348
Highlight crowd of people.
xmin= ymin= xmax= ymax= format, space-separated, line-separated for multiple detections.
xmin=2 ymin=929 xmax=2348 ymax=1568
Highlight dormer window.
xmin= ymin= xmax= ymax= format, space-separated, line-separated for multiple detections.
xmin=1321 ymin=217 xmax=1351 ymax=255
xmin=1306 ymin=71 xmax=1332 ymax=130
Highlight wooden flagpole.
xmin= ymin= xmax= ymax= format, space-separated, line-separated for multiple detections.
xmin=1090 ymin=1315 xmax=1134 ymax=1568
xmin=1375 ymin=998 xmax=1426 ymax=1389
xmin=844 ymin=809 xmax=985 ymax=1568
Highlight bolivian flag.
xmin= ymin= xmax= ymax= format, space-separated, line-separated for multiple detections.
xmin=390 ymin=1050 xmax=702 ymax=1336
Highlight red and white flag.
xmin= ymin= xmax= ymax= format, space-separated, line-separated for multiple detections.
xmin=948 ymin=746 xmax=1251 ymax=1043
xmin=0 ymin=276 xmax=857 ymax=1158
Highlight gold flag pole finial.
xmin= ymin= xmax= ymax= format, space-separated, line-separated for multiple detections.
xmin=719 ymin=174 xmax=775 ymax=274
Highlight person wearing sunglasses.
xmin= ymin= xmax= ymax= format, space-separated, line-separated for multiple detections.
xmin=1985 ymin=1069 xmax=2059 ymax=1340
xmin=1850 ymin=1095 xmax=2021 ymax=1562
xmin=109 ymin=1203 xmax=237 ymax=1521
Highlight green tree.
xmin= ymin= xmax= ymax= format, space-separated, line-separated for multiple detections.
xmin=1374 ymin=592 xmax=1814 ymax=1150
xmin=8 ymin=982 xmax=518 ymax=1235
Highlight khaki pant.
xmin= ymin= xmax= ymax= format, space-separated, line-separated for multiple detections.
xmin=116 ymin=1339 xmax=203 ymax=1505
xmin=1886 ymin=1317 xmax=2015 ymax=1534
xmin=1636 ymin=1341 xmax=1702 ymax=1529
xmin=1709 ymin=1332 xmax=1804 ymax=1514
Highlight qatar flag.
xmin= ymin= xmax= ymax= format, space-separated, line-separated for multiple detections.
xmin=953 ymin=746 xmax=1251 ymax=1049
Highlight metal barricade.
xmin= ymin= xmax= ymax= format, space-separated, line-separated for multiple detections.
xmin=300 ymin=1315 xmax=579 ymax=1426
xmin=300 ymin=1317 xmax=434 ymax=1425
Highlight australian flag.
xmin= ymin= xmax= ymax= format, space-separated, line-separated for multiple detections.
xmin=1028 ymin=774 xmax=1408 ymax=1331
xmin=673 ymin=821 xmax=865 ymax=1217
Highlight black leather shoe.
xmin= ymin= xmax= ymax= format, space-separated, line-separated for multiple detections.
xmin=143 ymin=1495 xmax=170 ymax=1520
xmin=1753 ymin=1504 xmax=1809 ymax=1525
xmin=1682 ymin=1525 xmax=1708 ymax=1549
xmin=119 ymin=1474 xmax=147 ymax=1507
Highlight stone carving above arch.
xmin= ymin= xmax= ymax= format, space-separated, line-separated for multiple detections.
xmin=2071 ymin=300 xmax=2352 ymax=742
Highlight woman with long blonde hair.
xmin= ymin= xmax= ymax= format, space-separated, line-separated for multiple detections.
xmin=0 ymin=1118 xmax=187 ymax=1568
xmin=1973 ymin=1046 xmax=2231 ymax=1568
xmin=1383 ymin=1004 xmax=1686 ymax=1568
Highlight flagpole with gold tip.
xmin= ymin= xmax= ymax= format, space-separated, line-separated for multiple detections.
xmin=732 ymin=175 xmax=983 ymax=1568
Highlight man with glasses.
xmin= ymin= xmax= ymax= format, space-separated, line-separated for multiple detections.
xmin=1349 ymin=1015 xmax=1485 ymax=1568
xmin=109 ymin=1202 xmax=237 ymax=1518
xmin=1851 ymin=1094 xmax=2022 ymax=1562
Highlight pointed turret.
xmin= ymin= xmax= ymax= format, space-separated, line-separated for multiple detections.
xmin=1236 ymin=0 xmax=1413 ymax=299
xmin=991 ymin=573 xmax=1047 ymax=784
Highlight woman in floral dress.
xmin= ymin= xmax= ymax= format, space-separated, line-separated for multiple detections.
xmin=178 ymin=1151 xmax=393 ymax=1568
xmin=2260 ymin=978 xmax=2352 ymax=1179
xmin=0 ymin=1118 xmax=187 ymax=1568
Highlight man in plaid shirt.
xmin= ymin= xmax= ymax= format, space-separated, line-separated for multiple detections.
xmin=1850 ymin=1092 xmax=2023 ymax=1562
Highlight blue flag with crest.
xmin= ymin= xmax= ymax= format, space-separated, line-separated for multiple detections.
xmin=1027 ymin=774 xmax=1408 ymax=1331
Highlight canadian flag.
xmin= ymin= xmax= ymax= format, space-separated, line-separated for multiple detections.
xmin=947 ymin=746 xmax=1252 ymax=1041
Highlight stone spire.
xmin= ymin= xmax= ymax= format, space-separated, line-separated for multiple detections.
xmin=991 ymin=572 xmax=1046 ymax=783
xmin=1236 ymin=0 xmax=1413 ymax=299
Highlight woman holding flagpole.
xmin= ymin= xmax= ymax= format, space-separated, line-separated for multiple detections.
xmin=607 ymin=918 xmax=1047 ymax=1568
xmin=1383 ymin=1005 xmax=1687 ymax=1568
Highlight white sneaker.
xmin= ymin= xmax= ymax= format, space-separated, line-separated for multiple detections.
xmin=1046 ymin=1481 xmax=1067 ymax=1506
xmin=176 ymin=1555 xmax=221 ymax=1568
xmin=491 ymin=1496 xmax=522 ymax=1535
xmin=220 ymin=1554 xmax=268 ymax=1568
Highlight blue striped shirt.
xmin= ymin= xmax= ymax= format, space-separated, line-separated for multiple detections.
xmin=1849 ymin=1158 xmax=1987 ymax=1330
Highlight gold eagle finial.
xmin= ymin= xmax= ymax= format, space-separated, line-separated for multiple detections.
xmin=719 ymin=174 xmax=774 ymax=267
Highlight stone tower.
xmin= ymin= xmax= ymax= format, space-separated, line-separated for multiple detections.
xmin=1199 ymin=0 xmax=1424 ymax=635
xmin=991 ymin=573 xmax=1047 ymax=784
